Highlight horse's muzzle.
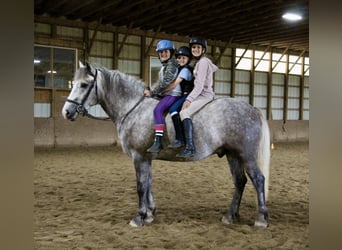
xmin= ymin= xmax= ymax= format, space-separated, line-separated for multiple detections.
xmin=62 ymin=108 xmax=77 ymax=121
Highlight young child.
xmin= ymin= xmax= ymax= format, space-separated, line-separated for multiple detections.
xmin=165 ymin=46 xmax=194 ymax=148
xmin=144 ymin=39 xmax=181 ymax=153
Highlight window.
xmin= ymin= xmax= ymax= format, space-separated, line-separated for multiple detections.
xmin=34 ymin=45 xmax=76 ymax=89
xmin=235 ymin=48 xmax=252 ymax=70
xmin=34 ymin=45 xmax=77 ymax=118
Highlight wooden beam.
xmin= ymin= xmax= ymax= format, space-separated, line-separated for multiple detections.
xmin=254 ymin=43 xmax=272 ymax=69
xmin=87 ymin=17 xmax=102 ymax=55
xmin=288 ymin=49 xmax=307 ymax=73
xmin=214 ymin=39 xmax=232 ymax=65
xmin=117 ymin=22 xmax=133 ymax=56
xmin=272 ymin=46 xmax=290 ymax=71
xmin=234 ymin=43 xmax=251 ymax=68
xmin=144 ymin=25 xmax=161 ymax=57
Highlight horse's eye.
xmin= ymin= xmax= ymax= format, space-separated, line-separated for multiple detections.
xmin=80 ymin=83 xmax=88 ymax=88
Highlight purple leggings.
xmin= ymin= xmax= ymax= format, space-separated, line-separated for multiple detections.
xmin=154 ymin=95 xmax=180 ymax=126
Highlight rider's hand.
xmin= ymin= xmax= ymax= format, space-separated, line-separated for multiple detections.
xmin=182 ymin=100 xmax=191 ymax=110
xmin=144 ymin=89 xmax=151 ymax=96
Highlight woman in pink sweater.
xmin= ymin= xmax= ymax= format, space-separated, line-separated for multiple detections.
xmin=177 ymin=37 xmax=218 ymax=159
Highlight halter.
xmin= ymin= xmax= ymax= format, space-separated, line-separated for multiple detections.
xmin=66 ymin=69 xmax=110 ymax=121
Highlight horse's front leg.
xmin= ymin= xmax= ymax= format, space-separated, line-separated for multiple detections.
xmin=129 ymin=156 xmax=156 ymax=227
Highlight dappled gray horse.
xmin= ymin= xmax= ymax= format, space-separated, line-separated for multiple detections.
xmin=62 ymin=62 xmax=271 ymax=228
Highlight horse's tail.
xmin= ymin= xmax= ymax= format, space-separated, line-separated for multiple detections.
xmin=257 ymin=112 xmax=271 ymax=201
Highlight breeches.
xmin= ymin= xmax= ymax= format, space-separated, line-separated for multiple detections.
xmin=169 ymin=94 xmax=188 ymax=116
xmin=179 ymin=95 xmax=213 ymax=121
xmin=154 ymin=95 xmax=180 ymax=125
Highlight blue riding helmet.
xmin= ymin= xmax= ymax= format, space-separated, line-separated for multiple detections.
xmin=175 ymin=46 xmax=191 ymax=58
xmin=189 ymin=37 xmax=207 ymax=49
xmin=156 ymin=39 xmax=175 ymax=52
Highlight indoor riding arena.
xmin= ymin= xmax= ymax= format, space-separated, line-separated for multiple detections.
xmin=34 ymin=1 xmax=309 ymax=249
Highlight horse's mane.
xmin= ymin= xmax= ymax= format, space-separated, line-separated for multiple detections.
xmin=95 ymin=64 xmax=146 ymax=94
xmin=75 ymin=63 xmax=146 ymax=94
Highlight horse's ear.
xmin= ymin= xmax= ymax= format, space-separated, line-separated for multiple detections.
xmin=85 ymin=61 xmax=96 ymax=76
xmin=79 ymin=61 xmax=85 ymax=68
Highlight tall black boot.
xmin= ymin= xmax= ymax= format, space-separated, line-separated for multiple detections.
xmin=168 ymin=114 xmax=185 ymax=148
xmin=176 ymin=118 xmax=196 ymax=158
xmin=147 ymin=135 xmax=163 ymax=153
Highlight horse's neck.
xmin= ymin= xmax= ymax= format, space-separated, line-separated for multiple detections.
xmin=99 ymin=70 xmax=144 ymax=123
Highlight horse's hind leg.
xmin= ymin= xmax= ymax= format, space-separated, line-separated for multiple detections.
xmin=243 ymin=158 xmax=268 ymax=228
xmin=222 ymin=154 xmax=247 ymax=225
xmin=129 ymin=157 xmax=156 ymax=227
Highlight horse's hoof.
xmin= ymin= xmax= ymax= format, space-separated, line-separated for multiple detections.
xmin=254 ymin=214 xmax=268 ymax=228
xmin=221 ymin=212 xmax=239 ymax=225
xmin=144 ymin=209 xmax=154 ymax=224
xmin=221 ymin=216 xmax=230 ymax=225
xmin=221 ymin=215 xmax=235 ymax=225
xmin=129 ymin=215 xmax=144 ymax=227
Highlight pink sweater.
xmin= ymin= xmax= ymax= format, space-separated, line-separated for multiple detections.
xmin=186 ymin=56 xmax=218 ymax=102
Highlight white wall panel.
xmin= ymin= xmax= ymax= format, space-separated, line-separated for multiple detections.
xmin=88 ymin=57 xmax=113 ymax=69
xmin=235 ymin=70 xmax=250 ymax=81
xmin=288 ymin=87 xmax=300 ymax=97
xmin=271 ymin=98 xmax=284 ymax=108
xmin=303 ymin=111 xmax=309 ymax=120
xmin=34 ymin=103 xmax=51 ymax=118
xmin=288 ymin=98 xmax=300 ymax=108
xmin=215 ymin=82 xmax=231 ymax=95
xmin=272 ymin=73 xmax=285 ymax=84
xmin=216 ymin=69 xmax=230 ymax=81
xmin=118 ymin=60 xmax=140 ymax=75
xmin=120 ymin=45 xmax=141 ymax=59
xmin=118 ymin=34 xmax=140 ymax=43
xmin=288 ymin=110 xmax=299 ymax=120
xmin=35 ymin=23 xmax=51 ymax=34
xmin=91 ymin=41 xmax=113 ymax=56
xmin=254 ymin=84 xmax=267 ymax=95
xmin=271 ymin=110 xmax=283 ymax=120
xmin=272 ymin=85 xmax=284 ymax=96
xmin=254 ymin=72 xmax=267 ymax=83
xmin=287 ymin=75 xmax=300 ymax=120
xmin=57 ymin=26 xmax=83 ymax=38
xmin=89 ymin=30 xmax=113 ymax=41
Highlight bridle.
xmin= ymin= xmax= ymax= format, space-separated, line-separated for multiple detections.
xmin=66 ymin=69 xmax=110 ymax=121
xmin=66 ymin=68 xmax=146 ymax=125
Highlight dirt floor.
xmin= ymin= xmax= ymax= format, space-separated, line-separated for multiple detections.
xmin=34 ymin=142 xmax=309 ymax=249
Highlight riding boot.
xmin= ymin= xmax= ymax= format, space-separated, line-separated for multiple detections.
xmin=168 ymin=114 xmax=185 ymax=148
xmin=176 ymin=118 xmax=196 ymax=158
xmin=147 ymin=135 xmax=163 ymax=153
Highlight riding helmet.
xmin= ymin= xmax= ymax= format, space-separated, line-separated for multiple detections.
xmin=189 ymin=37 xmax=207 ymax=49
xmin=156 ymin=39 xmax=175 ymax=52
xmin=175 ymin=46 xmax=191 ymax=58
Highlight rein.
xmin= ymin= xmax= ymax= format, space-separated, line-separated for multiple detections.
xmin=118 ymin=95 xmax=145 ymax=134
xmin=66 ymin=69 xmax=110 ymax=121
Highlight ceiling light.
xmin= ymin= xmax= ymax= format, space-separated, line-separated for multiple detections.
xmin=47 ymin=70 xmax=57 ymax=74
xmin=282 ymin=12 xmax=302 ymax=21
xmin=34 ymin=59 xmax=41 ymax=64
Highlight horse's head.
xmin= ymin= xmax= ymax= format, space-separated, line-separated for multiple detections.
xmin=62 ymin=61 xmax=99 ymax=121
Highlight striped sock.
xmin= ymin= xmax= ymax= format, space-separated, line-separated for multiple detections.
xmin=154 ymin=124 xmax=164 ymax=137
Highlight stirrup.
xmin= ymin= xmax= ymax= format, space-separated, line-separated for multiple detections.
xmin=168 ymin=140 xmax=184 ymax=149
xmin=176 ymin=148 xmax=195 ymax=158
